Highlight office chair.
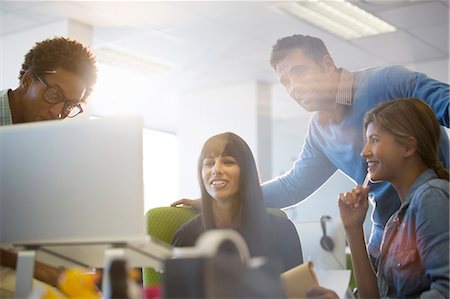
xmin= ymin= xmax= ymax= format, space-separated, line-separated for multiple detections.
xmin=142 ymin=206 xmax=286 ymax=286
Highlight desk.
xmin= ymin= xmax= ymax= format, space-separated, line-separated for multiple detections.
xmin=3 ymin=238 xmax=171 ymax=298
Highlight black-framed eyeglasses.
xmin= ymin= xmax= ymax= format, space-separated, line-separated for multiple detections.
xmin=34 ymin=73 xmax=84 ymax=118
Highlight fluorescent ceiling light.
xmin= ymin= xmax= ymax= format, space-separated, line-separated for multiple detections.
xmin=277 ymin=0 xmax=396 ymax=40
xmin=94 ymin=46 xmax=178 ymax=75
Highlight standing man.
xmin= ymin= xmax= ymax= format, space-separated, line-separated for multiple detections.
xmin=0 ymin=36 xmax=97 ymax=288
xmin=173 ymin=34 xmax=449 ymax=264
xmin=263 ymin=34 xmax=449 ymax=262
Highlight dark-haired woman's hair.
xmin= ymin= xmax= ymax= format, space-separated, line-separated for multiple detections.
xmin=20 ymin=37 xmax=97 ymax=99
xmin=197 ymin=132 xmax=270 ymax=257
xmin=364 ymin=98 xmax=449 ymax=180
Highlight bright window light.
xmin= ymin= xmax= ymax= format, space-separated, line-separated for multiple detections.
xmin=89 ymin=61 xmax=180 ymax=213
xmin=277 ymin=0 xmax=396 ymax=40
xmin=143 ymin=129 xmax=179 ymax=212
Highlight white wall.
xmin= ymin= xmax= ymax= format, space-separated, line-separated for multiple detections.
xmin=177 ymin=81 xmax=258 ymax=198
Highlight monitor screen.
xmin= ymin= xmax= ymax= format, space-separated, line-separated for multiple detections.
xmin=0 ymin=116 xmax=145 ymax=245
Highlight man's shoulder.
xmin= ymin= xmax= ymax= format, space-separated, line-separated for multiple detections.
xmin=353 ymin=65 xmax=412 ymax=79
xmin=0 ymin=89 xmax=10 ymax=102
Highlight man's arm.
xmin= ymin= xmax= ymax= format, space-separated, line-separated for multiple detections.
xmin=386 ymin=66 xmax=449 ymax=127
xmin=171 ymin=198 xmax=202 ymax=209
xmin=262 ymin=130 xmax=337 ymax=209
xmin=413 ymin=71 xmax=449 ymax=128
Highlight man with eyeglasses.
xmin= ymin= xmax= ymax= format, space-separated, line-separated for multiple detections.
xmin=1 ymin=36 xmax=97 ymax=125
xmin=0 ymin=36 xmax=97 ymax=292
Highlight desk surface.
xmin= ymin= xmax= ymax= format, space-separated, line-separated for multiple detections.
xmin=3 ymin=237 xmax=172 ymax=270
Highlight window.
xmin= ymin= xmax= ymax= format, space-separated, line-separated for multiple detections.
xmin=143 ymin=129 xmax=179 ymax=212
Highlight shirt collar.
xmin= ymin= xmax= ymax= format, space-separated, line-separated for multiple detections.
xmin=0 ymin=89 xmax=13 ymax=126
xmin=402 ymin=169 xmax=439 ymax=207
xmin=336 ymin=68 xmax=353 ymax=106
xmin=318 ymin=68 xmax=353 ymax=126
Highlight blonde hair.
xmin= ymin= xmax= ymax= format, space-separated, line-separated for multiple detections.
xmin=364 ymin=98 xmax=448 ymax=180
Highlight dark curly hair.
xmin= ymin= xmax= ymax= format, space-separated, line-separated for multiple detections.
xmin=19 ymin=37 xmax=97 ymax=99
xmin=270 ymin=34 xmax=330 ymax=69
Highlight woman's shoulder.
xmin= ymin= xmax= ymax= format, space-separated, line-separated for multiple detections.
xmin=413 ymin=178 xmax=449 ymax=202
xmin=177 ymin=214 xmax=203 ymax=233
xmin=171 ymin=214 xmax=204 ymax=247
xmin=409 ymin=178 xmax=449 ymax=218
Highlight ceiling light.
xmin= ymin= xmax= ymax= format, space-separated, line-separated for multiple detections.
xmin=94 ymin=46 xmax=178 ymax=75
xmin=276 ymin=0 xmax=396 ymax=40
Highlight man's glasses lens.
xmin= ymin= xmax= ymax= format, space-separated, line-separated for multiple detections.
xmin=37 ymin=74 xmax=84 ymax=118
xmin=44 ymin=87 xmax=65 ymax=104
xmin=65 ymin=105 xmax=83 ymax=118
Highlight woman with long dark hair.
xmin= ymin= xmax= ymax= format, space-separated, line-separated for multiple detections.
xmin=172 ymin=132 xmax=303 ymax=273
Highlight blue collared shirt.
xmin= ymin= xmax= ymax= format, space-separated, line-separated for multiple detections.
xmin=377 ymin=169 xmax=449 ymax=298
xmin=262 ymin=65 xmax=450 ymax=259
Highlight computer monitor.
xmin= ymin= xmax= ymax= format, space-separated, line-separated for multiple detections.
xmin=0 ymin=116 xmax=145 ymax=246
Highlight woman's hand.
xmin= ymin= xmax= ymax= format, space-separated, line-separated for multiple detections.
xmin=338 ymin=185 xmax=370 ymax=229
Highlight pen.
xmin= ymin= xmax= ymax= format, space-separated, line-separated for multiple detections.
xmin=362 ymin=172 xmax=371 ymax=188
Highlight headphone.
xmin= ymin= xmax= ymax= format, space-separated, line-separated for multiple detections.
xmin=320 ymin=215 xmax=334 ymax=252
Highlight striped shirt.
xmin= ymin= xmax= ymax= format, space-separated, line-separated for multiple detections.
xmin=318 ymin=68 xmax=353 ymax=126
xmin=336 ymin=68 xmax=353 ymax=106
xmin=0 ymin=89 xmax=13 ymax=126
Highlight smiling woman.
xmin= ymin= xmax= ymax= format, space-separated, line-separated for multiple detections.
xmin=328 ymin=98 xmax=450 ymax=299
xmin=172 ymin=132 xmax=303 ymax=275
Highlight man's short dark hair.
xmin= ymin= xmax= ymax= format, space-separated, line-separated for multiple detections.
xmin=270 ymin=34 xmax=330 ymax=69
xmin=20 ymin=37 xmax=97 ymax=98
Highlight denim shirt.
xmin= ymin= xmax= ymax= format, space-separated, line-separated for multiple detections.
xmin=377 ymin=169 xmax=449 ymax=298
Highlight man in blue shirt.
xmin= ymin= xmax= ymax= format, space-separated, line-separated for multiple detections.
xmin=173 ymin=34 xmax=449 ymax=263
xmin=264 ymin=34 xmax=449 ymax=261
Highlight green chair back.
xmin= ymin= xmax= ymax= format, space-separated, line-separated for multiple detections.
xmin=143 ymin=206 xmax=199 ymax=286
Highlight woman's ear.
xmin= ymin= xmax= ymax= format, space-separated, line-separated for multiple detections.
xmin=403 ymin=136 xmax=418 ymax=158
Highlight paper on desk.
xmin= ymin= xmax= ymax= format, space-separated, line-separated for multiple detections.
xmin=315 ymin=269 xmax=351 ymax=299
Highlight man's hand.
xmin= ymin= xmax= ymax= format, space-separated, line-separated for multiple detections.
xmin=306 ymin=286 xmax=339 ymax=299
xmin=170 ymin=198 xmax=202 ymax=209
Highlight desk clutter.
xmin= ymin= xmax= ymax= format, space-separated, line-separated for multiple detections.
xmin=15 ymin=230 xmax=287 ymax=299
xmin=29 ymin=264 xmax=152 ymax=299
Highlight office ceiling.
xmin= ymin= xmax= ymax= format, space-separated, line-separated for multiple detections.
xmin=1 ymin=1 xmax=448 ymax=131
xmin=1 ymin=1 xmax=448 ymax=88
